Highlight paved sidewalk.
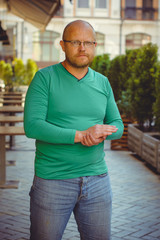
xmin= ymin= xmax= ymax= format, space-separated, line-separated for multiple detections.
xmin=0 ymin=134 xmax=160 ymax=240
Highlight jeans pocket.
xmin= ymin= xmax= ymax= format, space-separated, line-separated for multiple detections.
xmin=98 ymin=172 xmax=108 ymax=177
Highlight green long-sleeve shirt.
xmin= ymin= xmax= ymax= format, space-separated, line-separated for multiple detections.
xmin=24 ymin=63 xmax=124 ymax=179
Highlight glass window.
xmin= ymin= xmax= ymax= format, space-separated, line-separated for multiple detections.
xmin=33 ymin=42 xmax=41 ymax=61
xmin=42 ymin=44 xmax=50 ymax=61
xmin=32 ymin=30 xmax=60 ymax=62
xmin=95 ymin=0 xmax=107 ymax=8
xmin=77 ymin=0 xmax=89 ymax=8
xmin=95 ymin=32 xmax=105 ymax=55
xmin=126 ymin=0 xmax=135 ymax=7
xmin=142 ymin=0 xmax=153 ymax=19
xmin=143 ymin=0 xmax=152 ymax=8
xmin=125 ymin=9 xmax=136 ymax=18
xmin=126 ymin=33 xmax=151 ymax=50
xmin=125 ymin=0 xmax=136 ymax=19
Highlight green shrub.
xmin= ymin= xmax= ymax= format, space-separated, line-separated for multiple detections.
xmin=0 ymin=58 xmax=38 ymax=90
xmin=90 ymin=54 xmax=110 ymax=77
xmin=0 ymin=61 xmax=13 ymax=90
xmin=13 ymin=58 xmax=26 ymax=85
xmin=0 ymin=60 xmax=5 ymax=79
xmin=127 ymin=43 xmax=158 ymax=128
xmin=25 ymin=59 xmax=38 ymax=85
xmin=108 ymin=54 xmax=128 ymax=102
xmin=91 ymin=43 xmax=159 ymax=129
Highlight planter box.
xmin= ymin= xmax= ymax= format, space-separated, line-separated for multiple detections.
xmin=128 ymin=124 xmax=160 ymax=173
xmin=128 ymin=124 xmax=143 ymax=157
xmin=158 ymin=143 xmax=160 ymax=173
xmin=142 ymin=132 xmax=160 ymax=169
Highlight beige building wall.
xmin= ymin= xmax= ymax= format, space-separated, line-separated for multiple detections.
xmin=1 ymin=0 xmax=160 ymax=63
xmin=47 ymin=0 xmax=160 ymax=60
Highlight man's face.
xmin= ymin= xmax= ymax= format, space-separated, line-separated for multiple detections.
xmin=60 ymin=24 xmax=97 ymax=69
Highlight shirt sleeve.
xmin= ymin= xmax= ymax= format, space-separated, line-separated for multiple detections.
xmin=23 ymin=70 xmax=76 ymax=144
xmin=104 ymin=80 xmax=124 ymax=140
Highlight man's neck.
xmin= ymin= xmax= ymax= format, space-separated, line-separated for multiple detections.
xmin=61 ymin=61 xmax=89 ymax=80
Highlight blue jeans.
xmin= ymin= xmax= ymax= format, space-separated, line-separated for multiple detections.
xmin=29 ymin=173 xmax=112 ymax=240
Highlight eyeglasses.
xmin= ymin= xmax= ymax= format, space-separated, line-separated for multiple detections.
xmin=63 ymin=40 xmax=96 ymax=48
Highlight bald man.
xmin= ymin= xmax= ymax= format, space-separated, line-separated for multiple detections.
xmin=24 ymin=20 xmax=124 ymax=240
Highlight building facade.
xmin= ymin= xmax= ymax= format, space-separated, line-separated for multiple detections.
xmin=0 ymin=0 xmax=160 ymax=68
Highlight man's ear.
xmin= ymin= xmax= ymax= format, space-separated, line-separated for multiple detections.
xmin=60 ymin=40 xmax=65 ymax=52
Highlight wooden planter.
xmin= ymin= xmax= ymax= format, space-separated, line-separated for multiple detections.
xmin=142 ymin=133 xmax=160 ymax=170
xmin=128 ymin=124 xmax=160 ymax=173
xmin=111 ymin=115 xmax=131 ymax=151
xmin=158 ymin=143 xmax=160 ymax=173
xmin=128 ymin=124 xmax=143 ymax=157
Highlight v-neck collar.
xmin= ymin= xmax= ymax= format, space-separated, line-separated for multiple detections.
xmin=59 ymin=62 xmax=89 ymax=82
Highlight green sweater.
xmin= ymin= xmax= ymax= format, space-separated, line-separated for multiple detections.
xmin=24 ymin=63 xmax=124 ymax=179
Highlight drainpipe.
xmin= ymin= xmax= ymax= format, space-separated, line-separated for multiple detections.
xmin=15 ymin=22 xmax=18 ymax=58
xmin=119 ymin=18 xmax=124 ymax=55
xmin=21 ymin=21 xmax=24 ymax=59
xmin=119 ymin=0 xmax=124 ymax=55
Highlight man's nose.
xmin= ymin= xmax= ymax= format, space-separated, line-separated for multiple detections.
xmin=79 ymin=42 xmax=85 ymax=50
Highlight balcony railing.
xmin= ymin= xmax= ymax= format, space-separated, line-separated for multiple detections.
xmin=122 ymin=7 xmax=158 ymax=20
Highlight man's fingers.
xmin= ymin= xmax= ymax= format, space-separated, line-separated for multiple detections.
xmin=94 ymin=125 xmax=118 ymax=138
xmin=83 ymin=124 xmax=119 ymax=144
xmin=84 ymin=133 xmax=94 ymax=146
xmin=103 ymin=125 xmax=118 ymax=132
xmin=82 ymin=133 xmax=103 ymax=147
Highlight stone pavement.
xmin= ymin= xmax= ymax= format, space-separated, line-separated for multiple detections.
xmin=0 ymin=133 xmax=160 ymax=240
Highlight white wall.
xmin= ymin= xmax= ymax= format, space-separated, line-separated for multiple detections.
xmin=2 ymin=0 xmax=160 ymax=62
xmin=110 ymin=0 xmax=121 ymax=19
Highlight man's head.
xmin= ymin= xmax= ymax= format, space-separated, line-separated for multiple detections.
xmin=60 ymin=20 xmax=97 ymax=69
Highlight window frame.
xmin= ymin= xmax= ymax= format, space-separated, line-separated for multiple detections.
xmin=126 ymin=33 xmax=151 ymax=50
xmin=32 ymin=30 xmax=60 ymax=62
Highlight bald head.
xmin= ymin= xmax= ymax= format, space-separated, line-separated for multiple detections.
xmin=62 ymin=20 xmax=96 ymax=41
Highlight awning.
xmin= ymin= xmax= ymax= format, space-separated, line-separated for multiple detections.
xmin=1 ymin=0 xmax=61 ymax=30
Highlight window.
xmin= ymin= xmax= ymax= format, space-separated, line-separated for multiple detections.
xmin=143 ymin=0 xmax=152 ymax=8
xmin=126 ymin=33 xmax=151 ymax=50
xmin=95 ymin=0 xmax=107 ymax=8
xmin=125 ymin=0 xmax=136 ymax=19
xmin=77 ymin=0 xmax=89 ymax=8
xmin=126 ymin=0 xmax=135 ymax=7
xmin=32 ymin=31 xmax=60 ymax=62
xmin=95 ymin=32 xmax=105 ymax=55
xmin=142 ymin=0 xmax=154 ymax=19
xmin=124 ymin=0 xmax=155 ymax=20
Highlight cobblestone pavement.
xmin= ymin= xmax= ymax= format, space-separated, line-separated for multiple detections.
xmin=0 ymin=134 xmax=160 ymax=240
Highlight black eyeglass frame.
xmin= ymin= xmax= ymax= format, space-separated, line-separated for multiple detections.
xmin=63 ymin=40 xmax=97 ymax=47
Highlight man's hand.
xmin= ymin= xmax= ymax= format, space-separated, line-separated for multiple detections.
xmin=81 ymin=133 xmax=105 ymax=146
xmin=74 ymin=124 xmax=118 ymax=146
xmin=85 ymin=124 xmax=118 ymax=139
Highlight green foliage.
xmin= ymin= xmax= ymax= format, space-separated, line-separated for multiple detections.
xmin=117 ymin=48 xmax=140 ymax=119
xmin=0 ymin=60 xmax=5 ymax=79
xmin=127 ymin=43 xmax=158 ymax=128
xmin=25 ymin=59 xmax=38 ymax=85
xmin=0 ymin=58 xmax=38 ymax=90
xmin=13 ymin=58 xmax=26 ymax=85
xmin=108 ymin=54 xmax=128 ymax=102
xmin=90 ymin=54 xmax=110 ymax=77
xmin=116 ymin=90 xmax=133 ymax=120
xmin=90 ymin=43 xmax=160 ymax=129
xmin=0 ymin=61 xmax=13 ymax=90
